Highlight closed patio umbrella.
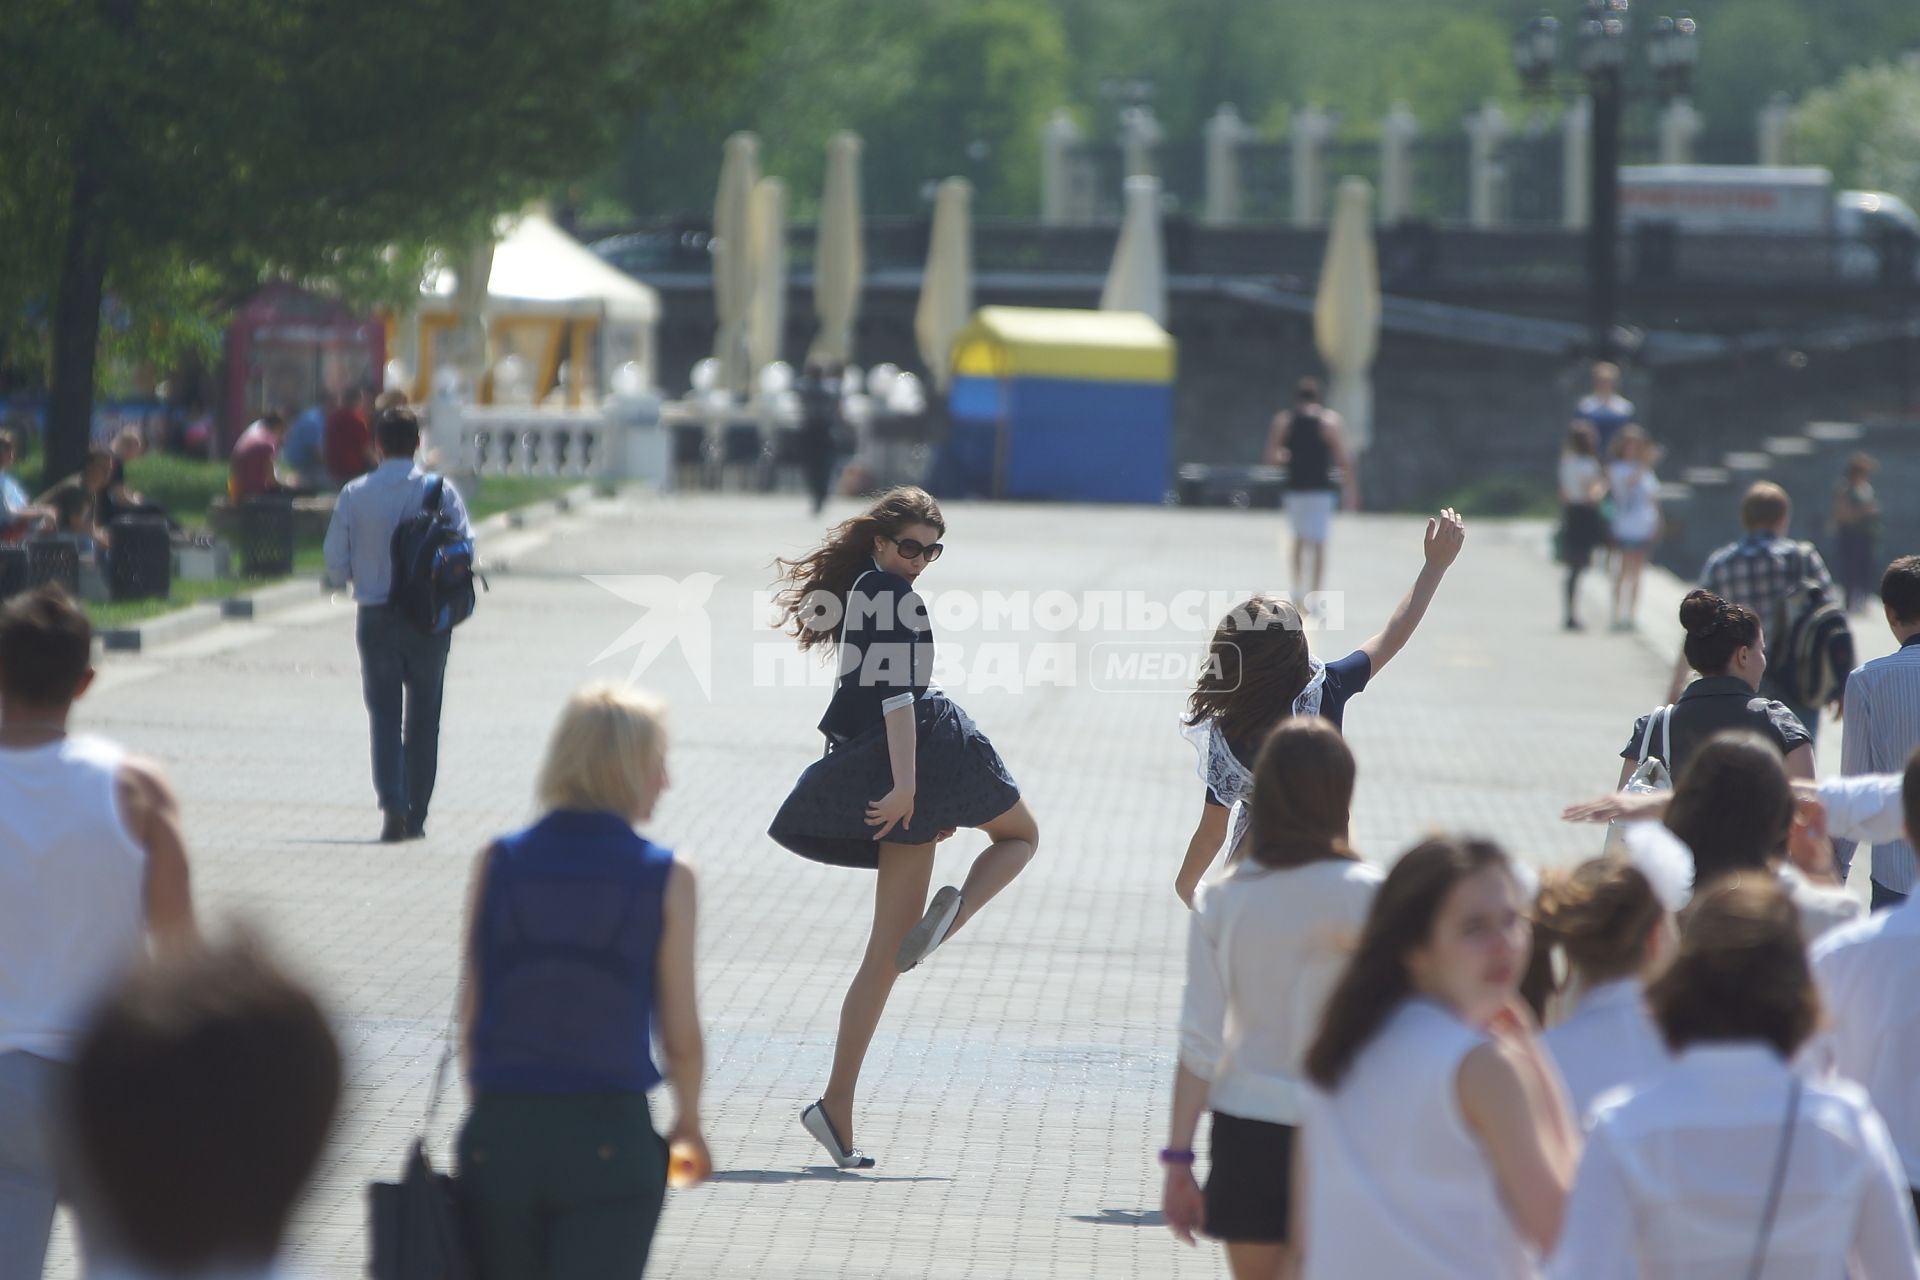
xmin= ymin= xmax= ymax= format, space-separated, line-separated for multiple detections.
xmin=808 ymin=131 xmax=865 ymax=365
xmin=914 ymin=177 xmax=973 ymax=392
xmin=748 ymin=176 xmax=788 ymax=375
xmin=1100 ymin=174 xmax=1167 ymax=325
xmin=712 ymin=131 xmax=760 ymax=398
xmin=1313 ymin=177 xmax=1381 ymax=454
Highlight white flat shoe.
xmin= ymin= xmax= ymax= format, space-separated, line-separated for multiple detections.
xmin=897 ymin=885 xmax=963 ymax=973
xmin=802 ymin=1100 xmax=874 ymax=1169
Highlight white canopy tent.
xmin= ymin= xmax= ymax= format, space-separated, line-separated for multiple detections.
xmin=412 ymin=211 xmax=661 ymax=406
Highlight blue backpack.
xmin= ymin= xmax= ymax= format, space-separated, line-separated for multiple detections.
xmin=389 ymin=476 xmax=482 ymax=636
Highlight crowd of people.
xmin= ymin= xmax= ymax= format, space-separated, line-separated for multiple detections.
xmin=6 ymin=441 xmax=1920 ymax=1280
xmin=1164 ymin=456 xmax=1920 ymax=1275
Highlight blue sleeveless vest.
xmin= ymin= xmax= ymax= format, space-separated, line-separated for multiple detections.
xmin=469 ymin=810 xmax=672 ymax=1093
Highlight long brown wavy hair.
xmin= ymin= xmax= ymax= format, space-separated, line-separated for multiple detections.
xmin=771 ymin=486 xmax=946 ymax=651
xmin=1304 ymin=836 xmax=1517 ymax=1091
xmin=1246 ymin=716 xmax=1357 ymax=869
xmin=1185 ymin=595 xmax=1314 ymax=747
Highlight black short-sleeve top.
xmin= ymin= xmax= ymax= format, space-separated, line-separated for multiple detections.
xmin=817 ymin=562 xmax=934 ymax=742
xmin=1619 ymin=675 xmax=1811 ymax=777
xmin=1202 ymin=648 xmax=1374 ymax=807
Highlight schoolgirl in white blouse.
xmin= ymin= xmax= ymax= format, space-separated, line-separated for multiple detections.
xmin=1161 ymin=717 xmax=1382 ymax=1280
xmin=1551 ymin=874 xmax=1920 ymax=1279
xmin=1534 ymin=857 xmax=1674 ymax=1123
xmin=1296 ymin=837 xmax=1578 ymax=1280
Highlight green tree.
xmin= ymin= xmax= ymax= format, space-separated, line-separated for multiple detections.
xmin=1 ymin=0 xmax=760 ymax=484
xmin=1792 ymin=61 xmax=1920 ymax=205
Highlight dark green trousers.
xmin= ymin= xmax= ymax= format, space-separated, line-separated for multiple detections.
xmin=457 ymin=1092 xmax=668 ymax=1280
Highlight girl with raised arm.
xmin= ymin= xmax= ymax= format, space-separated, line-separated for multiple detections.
xmin=1174 ymin=509 xmax=1465 ymax=906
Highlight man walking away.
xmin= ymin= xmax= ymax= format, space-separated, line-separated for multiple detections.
xmin=64 ymin=936 xmax=339 ymax=1280
xmin=323 ymin=407 xmax=473 ymax=843
xmin=1670 ymin=482 xmax=1850 ymax=745
xmin=1842 ymin=557 xmax=1920 ymax=909
xmin=1264 ymin=377 xmax=1359 ymax=601
xmin=0 ymin=585 xmax=195 ymax=1278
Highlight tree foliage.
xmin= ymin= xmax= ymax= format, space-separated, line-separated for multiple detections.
xmin=1792 ymin=61 xmax=1920 ymax=205
xmin=0 ymin=0 xmax=760 ymax=475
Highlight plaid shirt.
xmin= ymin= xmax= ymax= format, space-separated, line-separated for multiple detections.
xmin=1698 ymin=533 xmax=1834 ymax=623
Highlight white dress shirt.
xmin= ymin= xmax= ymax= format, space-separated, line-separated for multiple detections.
xmin=1819 ymin=771 xmax=1908 ymax=846
xmin=1810 ymin=895 xmax=1920 ymax=1188
xmin=1840 ymin=641 xmax=1920 ymax=893
xmin=1543 ymin=980 xmax=1671 ymax=1126
xmin=1302 ymin=1000 xmax=1536 ymax=1280
xmin=1179 ymin=858 xmax=1382 ymax=1125
xmin=1550 ymin=1044 xmax=1920 ymax=1279
xmin=321 ymin=460 xmax=473 ymax=606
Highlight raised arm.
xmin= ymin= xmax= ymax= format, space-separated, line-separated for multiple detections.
xmin=1357 ymin=508 xmax=1466 ymax=676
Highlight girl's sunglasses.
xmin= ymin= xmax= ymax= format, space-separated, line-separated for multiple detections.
xmin=885 ymin=535 xmax=944 ymax=563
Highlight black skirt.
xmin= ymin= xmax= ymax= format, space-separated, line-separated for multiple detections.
xmin=1204 ymin=1112 xmax=1297 ymax=1244
xmin=768 ymin=692 xmax=1021 ymax=869
xmin=1559 ymin=502 xmax=1606 ymax=568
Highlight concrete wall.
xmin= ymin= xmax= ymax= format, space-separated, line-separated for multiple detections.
xmin=645 ymin=274 xmax=1920 ymax=513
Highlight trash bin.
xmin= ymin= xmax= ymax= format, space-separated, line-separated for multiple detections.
xmin=108 ymin=516 xmax=173 ymax=601
xmin=26 ymin=538 xmax=80 ymax=595
xmin=236 ymin=497 xmax=295 ymax=578
xmin=0 ymin=546 xmax=27 ymax=602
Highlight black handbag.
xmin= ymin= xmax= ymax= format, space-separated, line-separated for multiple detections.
xmin=368 ymin=1022 xmax=474 ymax=1280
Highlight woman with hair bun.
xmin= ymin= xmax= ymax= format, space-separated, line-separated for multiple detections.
xmin=1614 ymin=590 xmax=1812 ymax=789
xmin=1534 ymin=857 xmax=1672 ymax=1122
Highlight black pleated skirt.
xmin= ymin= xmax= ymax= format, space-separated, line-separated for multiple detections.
xmin=768 ymin=692 xmax=1021 ymax=869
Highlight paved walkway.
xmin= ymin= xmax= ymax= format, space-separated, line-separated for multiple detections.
xmin=42 ymin=492 xmax=1882 ymax=1277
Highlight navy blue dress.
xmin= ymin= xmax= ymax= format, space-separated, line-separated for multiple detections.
xmin=769 ymin=562 xmax=1020 ymax=868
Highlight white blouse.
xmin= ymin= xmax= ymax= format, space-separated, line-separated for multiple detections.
xmin=1302 ymin=1000 xmax=1537 ymax=1280
xmin=1809 ymin=896 xmax=1920 ymax=1188
xmin=1178 ymin=858 xmax=1382 ymax=1126
xmin=1550 ymin=1044 xmax=1920 ymax=1279
xmin=1543 ymin=980 xmax=1671 ymax=1126
xmin=1560 ymin=454 xmax=1604 ymax=505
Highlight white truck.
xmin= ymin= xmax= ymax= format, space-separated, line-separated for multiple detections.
xmin=1619 ymin=165 xmax=1920 ymax=279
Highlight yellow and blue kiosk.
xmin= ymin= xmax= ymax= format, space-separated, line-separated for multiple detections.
xmin=929 ymin=306 xmax=1176 ymax=503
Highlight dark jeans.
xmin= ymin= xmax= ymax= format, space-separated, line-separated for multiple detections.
xmin=355 ymin=605 xmax=450 ymax=824
xmin=458 ymin=1092 xmax=667 ymax=1280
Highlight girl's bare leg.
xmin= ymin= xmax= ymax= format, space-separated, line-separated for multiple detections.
xmin=947 ymin=798 xmax=1039 ymax=936
xmin=820 ymin=840 xmax=934 ymax=1148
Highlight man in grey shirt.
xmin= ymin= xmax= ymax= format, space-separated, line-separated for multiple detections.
xmin=322 ymin=407 xmax=473 ymax=843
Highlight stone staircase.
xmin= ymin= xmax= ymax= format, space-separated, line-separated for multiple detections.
xmin=1654 ymin=418 xmax=1919 ymax=580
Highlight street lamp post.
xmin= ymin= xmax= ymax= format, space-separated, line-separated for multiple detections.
xmin=1515 ymin=2 xmax=1698 ymax=362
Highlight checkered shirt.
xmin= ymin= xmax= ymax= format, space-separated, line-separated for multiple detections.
xmin=1698 ymin=533 xmax=1834 ymax=622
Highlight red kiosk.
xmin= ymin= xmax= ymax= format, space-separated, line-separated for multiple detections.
xmin=222 ymin=284 xmax=385 ymax=453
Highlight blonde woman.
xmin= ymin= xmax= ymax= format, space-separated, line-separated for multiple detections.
xmin=458 ymin=683 xmax=708 ymax=1279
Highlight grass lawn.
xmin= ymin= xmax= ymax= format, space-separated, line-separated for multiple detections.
xmin=10 ymin=454 xmax=576 ymax=631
